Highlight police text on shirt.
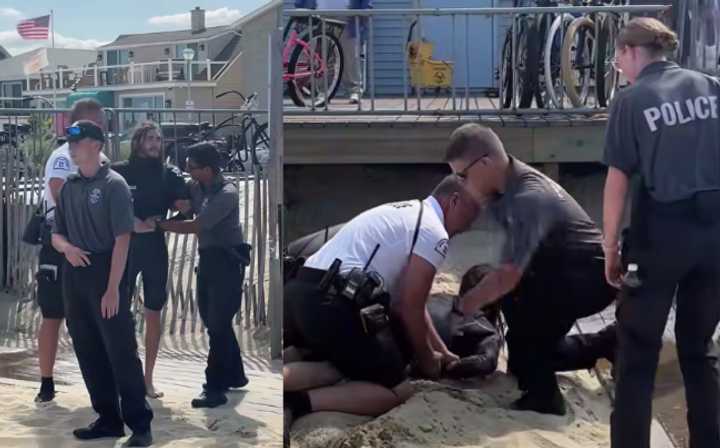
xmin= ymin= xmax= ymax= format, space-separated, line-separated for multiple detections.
xmin=643 ymin=96 xmax=719 ymax=132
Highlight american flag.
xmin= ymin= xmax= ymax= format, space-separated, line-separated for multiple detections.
xmin=16 ymin=15 xmax=50 ymax=40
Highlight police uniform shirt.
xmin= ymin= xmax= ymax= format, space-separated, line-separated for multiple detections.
xmin=304 ymin=196 xmax=449 ymax=295
xmin=604 ymin=61 xmax=720 ymax=202
xmin=43 ymin=143 xmax=111 ymax=221
xmin=53 ymin=163 xmax=135 ymax=254
xmin=488 ymin=157 xmax=602 ymax=271
xmin=112 ymin=159 xmax=189 ymax=220
xmin=189 ymin=175 xmax=245 ymax=249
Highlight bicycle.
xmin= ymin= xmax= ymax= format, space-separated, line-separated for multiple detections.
xmin=162 ymin=93 xmax=268 ymax=173
xmin=559 ymin=0 xmax=627 ymax=108
xmin=214 ymin=91 xmax=269 ymax=172
xmin=283 ymin=14 xmax=345 ymax=108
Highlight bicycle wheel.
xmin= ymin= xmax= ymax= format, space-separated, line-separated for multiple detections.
xmin=287 ymin=31 xmax=344 ymax=108
xmin=535 ymin=12 xmax=556 ymax=108
xmin=595 ymin=14 xmax=618 ymax=107
xmin=561 ymin=16 xmax=596 ymax=108
xmin=543 ymin=13 xmax=574 ymax=108
xmin=499 ymin=16 xmax=539 ymax=109
xmin=499 ymin=28 xmax=513 ymax=109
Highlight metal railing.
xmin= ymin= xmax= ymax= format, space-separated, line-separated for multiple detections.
xmin=676 ymin=0 xmax=720 ymax=75
xmin=0 ymin=103 xmax=283 ymax=357
xmin=24 ymin=59 xmax=229 ymax=93
xmin=283 ymin=4 xmax=669 ymax=117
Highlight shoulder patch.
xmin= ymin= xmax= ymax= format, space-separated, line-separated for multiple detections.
xmin=434 ymin=239 xmax=449 ymax=258
xmin=53 ymin=156 xmax=71 ymax=171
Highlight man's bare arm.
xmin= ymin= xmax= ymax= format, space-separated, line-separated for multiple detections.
xmin=48 ymin=178 xmax=64 ymax=205
xmin=107 ymin=233 xmax=130 ymax=291
xmin=392 ymin=255 xmax=439 ymax=376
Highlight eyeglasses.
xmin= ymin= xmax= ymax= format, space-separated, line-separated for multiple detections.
xmin=456 ymin=155 xmax=486 ymax=179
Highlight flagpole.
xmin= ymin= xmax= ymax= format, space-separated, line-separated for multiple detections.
xmin=51 ymin=9 xmax=56 ymax=107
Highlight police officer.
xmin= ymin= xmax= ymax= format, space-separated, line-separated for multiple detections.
xmin=602 ymin=18 xmax=720 ymax=448
xmin=113 ymin=121 xmax=189 ymax=399
xmin=283 ymin=175 xmax=480 ymax=440
xmin=35 ymin=99 xmax=111 ymax=403
xmin=52 ymin=120 xmax=153 ymax=446
xmin=445 ymin=123 xmax=618 ymax=416
xmin=152 ymin=142 xmax=249 ymax=408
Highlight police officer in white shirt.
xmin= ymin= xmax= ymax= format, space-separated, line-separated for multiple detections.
xmin=283 ymin=175 xmax=481 ymax=433
xmin=35 ymin=98 xmax=111 ymax=403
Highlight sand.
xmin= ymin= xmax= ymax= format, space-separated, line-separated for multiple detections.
xmin=290 ymin=228 xmax=676 ymax=448
xmin=0 ymin=304 xmax=282 ymax=448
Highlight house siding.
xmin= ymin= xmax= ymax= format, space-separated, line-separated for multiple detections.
xmin=285 ymin=0 xmax=515 ymax=95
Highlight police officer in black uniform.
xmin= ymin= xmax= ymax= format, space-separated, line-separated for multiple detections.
xmin=603 ymin=18 xmax=720 ymax=448
xmin=52 ymin=120 xmax=153 ymax=446
xmin=152 ymin=142 xmax=249 ymax=408
xmin=113 ymin=121 xmax=189 ymax=399
xmin=445 ymin=123 xmax=618 ymax=416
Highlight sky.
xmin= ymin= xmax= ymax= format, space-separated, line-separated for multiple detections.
xmin=0 ymin=1 xmax=272 ymax=56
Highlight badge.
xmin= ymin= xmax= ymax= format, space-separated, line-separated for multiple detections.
xmin=53 ymin=156 xmax=71 ymax=171
xmin=434 ymin=239 xmax=449 ymax=258
xmin=89 ymin=188 xmax=102 ymax=205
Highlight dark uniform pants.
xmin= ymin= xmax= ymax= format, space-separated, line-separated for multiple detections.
xmin=502 ymin=249 xmax=617 ymax=400
xmin=612 ymin=200 xmax=720 ymax=448
xmin=123 ymin=232 xmax=169 ymax=311
xmin=37 ymin=244 xmax=65 ymax=319
xmin=62 ymin=253 xmax=153 ymax=432
xmin=284 ymin=267 xmax=408 ymax=389
xmin=197 ymin=248 xmax=247 ymax=391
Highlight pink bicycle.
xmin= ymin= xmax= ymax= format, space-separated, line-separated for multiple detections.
xmin=284 ymin=15 xmax=345 ymax=108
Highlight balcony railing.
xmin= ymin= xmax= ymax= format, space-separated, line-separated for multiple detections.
xmin=24 ymin=59 xmax=229 ymax=92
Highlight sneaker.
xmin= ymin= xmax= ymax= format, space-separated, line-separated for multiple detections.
xmin=72 ymin=419 xmax=125 ymax=440
xmin=191 ymin=389 xmax=228 ymax=408
xmin=125 ymin=430 xmax=153 ymax=447
xmin=349 ymin=93 xmax=361 ymax=104
xmin=34 ymin=388 xmax=55 ymax=403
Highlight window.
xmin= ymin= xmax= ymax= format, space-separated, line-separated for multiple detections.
xmin=119 ymin=94 xmax=165 ymax=131
xmin=1 ymin=81 xmax=23 ymax=108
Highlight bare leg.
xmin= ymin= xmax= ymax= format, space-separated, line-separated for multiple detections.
xmin=144 ymin=309 xmax=163 ymax=398
xmin=38 ymin=318 xmax=62 ymax=378
xmin=309 ymin=380 xmax=414 ymax=416
xmin=284 ymin=361 xmax=343 ymax=391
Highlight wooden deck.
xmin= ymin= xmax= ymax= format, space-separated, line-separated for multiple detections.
xmin=284 ymin=96 xmax=609 ymax=165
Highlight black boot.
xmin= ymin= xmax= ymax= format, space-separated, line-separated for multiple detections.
xmin=35 ymin=377 xmax=55 ymax=403
xmin=73 ymin=419 xmax=125 ymax=440
xmin=191 ymin=389 xmax=228 ymax=408
xmin=125 ymin=430 xmax=153 ymax=447
xmin=511 ymin=389 xmax=567 ymax=416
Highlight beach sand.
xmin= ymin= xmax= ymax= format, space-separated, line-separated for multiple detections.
xmin=290 ymin=228 xmax=676 ymax=448
xmin=0 ymin=299 xmax=282 ymax=448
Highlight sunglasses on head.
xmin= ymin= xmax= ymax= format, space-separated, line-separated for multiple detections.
xmin=65 ymin=122 xmax=105 ymax=143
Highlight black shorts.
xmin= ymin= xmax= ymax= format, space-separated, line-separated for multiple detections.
xmin=284 ymin=268 xmax=408 ymax=389
xmin=123 ymin=233 xmax=169 ymax=311
xmin=37 ymin=244 xmax=64 ymax=319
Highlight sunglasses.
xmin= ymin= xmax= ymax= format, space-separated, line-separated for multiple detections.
xmin=65 ymin=123 xmax=105 ymax=143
